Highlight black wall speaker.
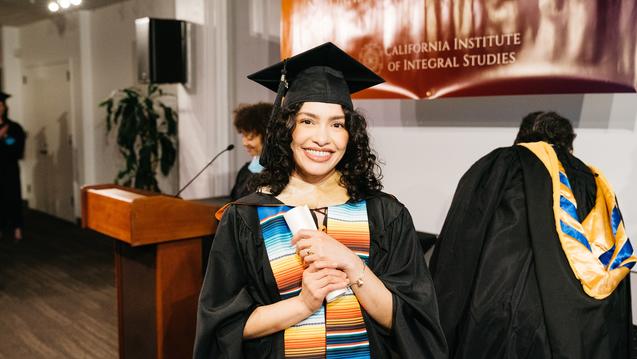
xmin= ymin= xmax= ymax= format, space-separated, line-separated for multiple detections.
xmin=135 ymin=17 xmax=188 ymax=84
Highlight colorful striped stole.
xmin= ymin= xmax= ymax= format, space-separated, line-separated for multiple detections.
xmin=257 ymin=201 xmax=371 ymax=358
xmin=521 ymin=142 xmax=637 ymax=299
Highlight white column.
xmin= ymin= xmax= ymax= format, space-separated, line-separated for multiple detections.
xmin=176 ymin=0 xmax=233 ymax=199
xmin=1 ymin=27 xmax=23 ymax=124
xmin=78 ymin=11 xmax=97 ymax=186
xmin=209 ymin=0 xmax=234 ymax=197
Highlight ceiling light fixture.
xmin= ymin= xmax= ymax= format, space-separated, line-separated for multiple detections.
xmin=47 ymin=0 xmax=83 ymax=13
xmin=47 ymin=1 xmax=60 ymax=12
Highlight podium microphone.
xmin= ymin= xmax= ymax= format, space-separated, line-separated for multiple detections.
xmin=174 ymin=144 xmax=235 ymax=198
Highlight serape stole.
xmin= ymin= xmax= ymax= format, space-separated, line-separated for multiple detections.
xmin=520 ymin=142 xmax=637 ymax=299
xmin=257 ymin=201 xmax=371 ymax=358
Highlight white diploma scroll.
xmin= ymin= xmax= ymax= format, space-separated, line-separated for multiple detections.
xmin=282 ymin=205 xmax=316 ymax=235
xmin=283 ymin=205 xmax=350 ymax=302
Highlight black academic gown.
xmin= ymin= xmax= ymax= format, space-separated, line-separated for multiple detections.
xmin=430 ymin=145 xmax=632 ymax=359
xmin=0 ymin=118 xmax=26 ymax=231
xmin=230 ymin=162 xmax=257 ymax=201
xmin=194 ymin=191 xmax=448 ymax=358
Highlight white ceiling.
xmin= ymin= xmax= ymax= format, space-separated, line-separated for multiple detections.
xmin=0 ymin=0 xmax=128 ymax=26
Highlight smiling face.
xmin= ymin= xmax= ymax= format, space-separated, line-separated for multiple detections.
xmin=240 ymin=131 xmax=263 ymax=156
xmin=290 ymin=102 xmax=349 ymax=184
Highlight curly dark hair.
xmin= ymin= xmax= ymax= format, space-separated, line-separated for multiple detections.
xmin=514 ymin=111 xmax=576 ymax=151
xmin=232 ymin=102 xmax=272 ymax=137
xmin=253 ymin=102 xmax=383 ymax=201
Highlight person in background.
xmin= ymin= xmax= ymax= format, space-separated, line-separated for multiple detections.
xmin=0 ymin=91 xmax=26 ymax=242
xmin=194 ymin=42 xmax=447 ymax=358
xmin=431 ymin=111 xmax=633 ymax=358
xmin=230 ymin=102 xmax=273 ymax=200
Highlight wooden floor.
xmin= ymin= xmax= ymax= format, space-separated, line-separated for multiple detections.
xmin=0 ymin=210 xmax=117 ymax=359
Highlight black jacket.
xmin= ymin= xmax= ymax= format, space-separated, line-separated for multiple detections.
xmin=0 ymin=118 xmax=26 ymax=229
xmin=230 ymin=162 xmax=257 ymax=201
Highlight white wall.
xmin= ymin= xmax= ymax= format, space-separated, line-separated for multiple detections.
xmin=358 ymin=94 xmax=637 ymax=239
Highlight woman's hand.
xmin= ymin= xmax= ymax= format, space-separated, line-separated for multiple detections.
xmin=294 ymin=231 xmax=392 ymax=330
xmin=298 ymin=261 xmax=349 ymax=313
xmin=244 ymin=260 xmax=348 ymax=339
xmin=293 ymin=229 xmax=361 ymax=274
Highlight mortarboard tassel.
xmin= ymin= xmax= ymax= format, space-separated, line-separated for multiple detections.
xmin=268 ymin=59 xmax=288 ymax=124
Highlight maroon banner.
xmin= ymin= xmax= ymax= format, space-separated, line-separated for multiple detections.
xmin=282 ymin=0 xmax=637 ymax=99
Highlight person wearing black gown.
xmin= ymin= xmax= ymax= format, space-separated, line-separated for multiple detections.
xmin=430 ymin=111 xmax=634 ymax=358
xmin=193 ymin=43 xmax=447 ymax=358
xmin=230 ymin=102 xmax=272 ymax=201
xmin=0 ymin=91 xmax=26 ymax=241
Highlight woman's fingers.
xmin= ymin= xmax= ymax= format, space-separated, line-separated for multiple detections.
xmin=295 ymin=238 xmax=310 ymax=250
xmin=321 ymin=281 xmax=350 ymax=294
xmin=307 ymin=261 xmax=339 ymax=272
xmin=312 ymin=273 xmax=349 ymax=290
xmin=300 ymin=266 xmax=349 ymax=312
xmin=302 ymin=254 xmax=318 ymax=264
xmin=304 ymin=268 xmax=347 ymax=285
xmin=291 ymin=229 xmax=319 ymax=245
xmin=314 ymin=268 xmax=347 ymax=280
xmin=305 ymin=261 xmax=347 ymax=279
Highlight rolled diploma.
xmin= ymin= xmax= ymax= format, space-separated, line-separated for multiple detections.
xmin=283 ymin=205 xmax=350 ymax=302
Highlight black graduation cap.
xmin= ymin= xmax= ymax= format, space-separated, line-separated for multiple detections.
xmin=0 ymin=91 xmax=11 ymax=102
xmin=247 ymin=42 xmax=384 ymax=113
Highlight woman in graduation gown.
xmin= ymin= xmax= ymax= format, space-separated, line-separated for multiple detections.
xmin=193 ymin=43 xmax=447 ymax=358
xmin=0 ymin=92 xmax=26 ymax=241
xmin=230 ymin=102 xmax=272 ymax=201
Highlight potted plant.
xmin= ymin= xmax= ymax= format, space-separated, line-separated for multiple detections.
xmin=100 ymin=83 xmax=177 ymax=193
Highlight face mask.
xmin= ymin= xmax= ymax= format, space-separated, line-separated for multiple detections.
xmin=248 ymin=156 xmax=264 ymax=173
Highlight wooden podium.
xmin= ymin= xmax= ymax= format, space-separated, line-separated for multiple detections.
xmin=81 ymin=184 xmax=221 ymax=359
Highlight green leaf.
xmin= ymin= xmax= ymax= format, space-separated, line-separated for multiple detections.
xmin=101 ymin=84 xmax=178 ymax=193
xmin=161 ymin=103 xmax=178 ymax=136
xmin=159 ymin=135 xmax=177 ymax=175
xmin=98 ymin=98 xmax=112 ymax=107
xmin=123 ymin=88 xmax=140 ymax=98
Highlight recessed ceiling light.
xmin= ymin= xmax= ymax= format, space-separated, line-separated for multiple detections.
xmin=70 ymin=0 xmax=82 ymax=5
xmin=48 ymin=1 xmax=60 ymax=12
xmin=59 ymin=0 xmax=71 ymax=9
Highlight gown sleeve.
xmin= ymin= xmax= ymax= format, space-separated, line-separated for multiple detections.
xmin=428 ymin=147 xmax=523 ymax=352
xmin=230 ymin=163 xmax=252 ymax=201
xmin=367 ymin=200 xmax=448 ymax=358
xmin=1 ymin=121 xmax=25 ymax=160
xmin=13 ymin=123 xmax=26 ymax=160
xmin=193 ymin=205 xmax=257 ymax=359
